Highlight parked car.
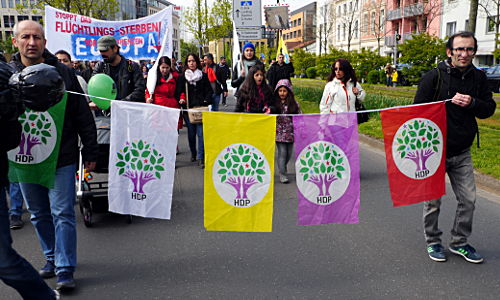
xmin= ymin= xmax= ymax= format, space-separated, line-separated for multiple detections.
xmin=486 ymin=64 xmax=500 ymax=93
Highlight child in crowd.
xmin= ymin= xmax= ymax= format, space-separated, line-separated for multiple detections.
xmin=274 ymin=79 xmax=301 ymax=183
xmin=235 ymin=64 xmax=274 ymax=113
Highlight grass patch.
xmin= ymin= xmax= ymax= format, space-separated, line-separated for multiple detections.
xmin=292 ymin=78 xmax=499 ymax=179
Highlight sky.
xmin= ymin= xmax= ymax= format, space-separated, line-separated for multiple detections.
xmin=170 ymin=0 xmax=316 ymax=13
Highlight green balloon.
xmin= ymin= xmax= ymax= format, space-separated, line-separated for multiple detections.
xmin=88 ymin=73 xmax=117 ymax=110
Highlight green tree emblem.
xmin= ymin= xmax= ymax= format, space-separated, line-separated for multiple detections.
xmin=215 ymin=144 xmax=267 ymax=200
xmin=116 ymin=140 xmax=166 ymax=194
xmin=17 ymin=110 xmax=53 ymax=156
xmin=395 ymin=119 xmax=441 ymax=172
xmin=297 ymin=142 xmax=347 ymax=197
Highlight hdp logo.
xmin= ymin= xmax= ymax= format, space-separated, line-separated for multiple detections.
xmin=116 ymin=140 xmax=165 ymax=200
xmin=8 ymin=109 xmax=56 ymax=164
xmin=392 ymin=118 xmax=443 ymax=179
xmin=212 ymin=143 xmax=271 ymax=208
xmin=296 ymin=141 xmax=350 ymax=205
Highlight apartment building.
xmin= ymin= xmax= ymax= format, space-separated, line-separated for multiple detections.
xmin=147 ymin=0 xmax=180 ymax=60
xmin=282 ymin=2 xmax=317 ymax=52
xmin=0 ymin=0 xmax=42 ymax=40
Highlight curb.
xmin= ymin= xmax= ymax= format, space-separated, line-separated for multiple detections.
xmin=358 ymin=134 xmax=500 ymax=197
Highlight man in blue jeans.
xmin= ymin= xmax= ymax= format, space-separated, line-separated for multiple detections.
xmin=414 ymin=31 xmax=496 ymax=263
xmin=8 ymin=182 xmax=24 ymax=229
xmin=203 ymin=53 xmax=228 ymax=112
xmin=10 ymin=20 xmax=98 ymax=291
xmin=0 ymin=60 xmax=58 ymax=298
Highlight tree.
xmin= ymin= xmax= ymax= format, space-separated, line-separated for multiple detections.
xmin=361 ymin=0 xmax=388 ymax=55
xmin=116 ymin=140 xmax=166 ymax=194
xmin=0 ymin=37 xmax=15 ymax=54
xmin=206 ymin=0 xmax=232 ymax=58
xmin=316 ymin=2 xmax=335 ymax=55
xmin=479 ymin=0 xmax=500 ymax=62
xmin=293 ymin=49 xmax=317 ymax=76
xmin=468 ymin=0 xmax=479 ymax=33
xmin=17 ymin=110 xmax=53 ymax=156
xmin=18 ymin=0 xmax=119 ymax=20
xmin=215 ymin=144 xmax=268 ymax=201
xmin=395 ymin=119 xmax=441 ymax=172
xmin=335 ymin=0 xmax=360 ymax=53
xmin=183 ymin=0 xmax=209 ymax=55
xmin=349 ymin=48 xmax=390 ymax=83
xmin=180 ymin=39 xmax=199 ymax=61
xmin=398 ymin=33 xmax=447 ymax=85
xmin=297 ymin=142 xmax=347 ymax=197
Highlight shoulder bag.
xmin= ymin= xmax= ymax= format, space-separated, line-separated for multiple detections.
xmin=186 ymin=82 xmax=208 ymax=124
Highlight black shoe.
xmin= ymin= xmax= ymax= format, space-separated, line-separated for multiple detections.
xmin=9 ymin=215 xmax=24 ymax=230
xmin=198 ymin=159 xmax=205 ymax=169
xmin=56 ymin=272 xmax=76 ymax=291
xmin=191 ymin=155 xmax=196 ymax=162
xmin=39 ymin=260 xmax=56 ymax=278
xmin=427 ymin=244 xmax=447 ymax=262
xmin=449 ymin=244 xmax=484 ymax=263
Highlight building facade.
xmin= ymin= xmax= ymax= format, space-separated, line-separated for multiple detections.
xmin=147 ymin=0 xmax=180 ymax=60
xmin=358 ymin=0 xmax=387 ymax=55
xmin=282 ymin=2 xmax=317 ymax=52
xmin=0 ymin=0 xmax=42 ymax=40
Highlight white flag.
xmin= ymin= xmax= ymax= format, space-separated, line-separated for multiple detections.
xmin=108 ymin=101 xmax=178 ymax=219
xmin=146 ymin=27 xmax=170 ymax=96
xmin=232 ymin=22 xmax=242 ymax=77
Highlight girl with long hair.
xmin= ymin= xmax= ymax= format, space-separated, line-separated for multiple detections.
xmin=319 ymin=58 xmax=366 ymax=114
xmin=274 ymin=79 xmax=301 ymax=183
xmin=176 ymin=53 xmax=213 ymax=168
xmin=234 ymin=64 xmax=274 ymax=114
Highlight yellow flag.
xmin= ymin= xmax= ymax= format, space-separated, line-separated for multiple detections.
xmin=203 ymin=112 xmax=276 ymax=232
xmin=276 ymin=36 xmax=290 ymax=64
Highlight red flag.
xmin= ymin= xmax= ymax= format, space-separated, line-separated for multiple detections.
xmin=381 ymin=102 xmax=447 ymax=206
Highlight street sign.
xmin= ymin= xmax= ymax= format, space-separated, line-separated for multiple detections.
xmin=237 ymin=27 xmax=262 ymax=41
xmin=233 ymin=0 xmax=262 ymax=29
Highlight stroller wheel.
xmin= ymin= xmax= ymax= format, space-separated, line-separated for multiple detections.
xmin=83 ymin=207 xmax=92 ymax=227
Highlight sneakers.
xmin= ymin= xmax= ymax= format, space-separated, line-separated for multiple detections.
xmin=449 ymin=244 xmax=484 ymax=264
xmin=279 ymin=174 xmax=289 ymax=184
xmin=198 ymin=159 xmax=205 ymax=169
xmin=427 ymin=244 xmax=446 ymax=262
xmin=9 ymin=214 xmax=24 ymax=230
xmin=56 ymin=271 xmax=76 ymax=291
xmin=39 ymin=260 xmax=56 ymax=278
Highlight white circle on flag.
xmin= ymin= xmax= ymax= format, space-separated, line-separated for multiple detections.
xmin=212 ymin=143 xmax=271 ymax=208
xmin=295 ymin=141 xmax=351 ymax=206
xmin=392 ymin=118 xmax=443 ymax=180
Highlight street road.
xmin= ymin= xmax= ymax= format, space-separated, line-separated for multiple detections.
xmin=2 ymin=96 xmax=499 ymax=300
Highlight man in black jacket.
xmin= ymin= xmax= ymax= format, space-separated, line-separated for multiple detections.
xmin=266 ymin=53 xmax=294 ymax=90
xmin=203 ymin=53 xmax=228 ymax=111
xmin=414 ymin=32 xmax=496 ymax=264
xmin=10 ymin=20 xmax=98 ymax=291
xmin=91 ymin=35 xmax=145 ymax=106
xmin=0 ymin=61 xmax=58 ymax=300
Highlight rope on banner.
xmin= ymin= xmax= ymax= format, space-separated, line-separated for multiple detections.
xmin=66 ymin=90 xmax=452 ymax=116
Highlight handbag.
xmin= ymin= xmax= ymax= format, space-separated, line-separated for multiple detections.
xmin=186 ymin=82 xmax=208 ymax=124
xmin=355 ymin=97 xmax=369 ymax=124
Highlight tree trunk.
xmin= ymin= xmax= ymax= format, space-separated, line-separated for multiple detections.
xmin=468 ymin=0 xmax=479 ymax=33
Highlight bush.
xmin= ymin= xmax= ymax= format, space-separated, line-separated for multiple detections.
xmin=379 ymin=70 xmax=386 ymax=84
xmin=294 ymin=87 xmax=324 ymax=103
xmin=367 ymin=70 xmax=380 ymax=84
xmin=306 ymin=67 xmax=317 ymax=79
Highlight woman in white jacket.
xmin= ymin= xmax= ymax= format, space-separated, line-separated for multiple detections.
xmin=319 ymin=58 xmax=366 ymax=114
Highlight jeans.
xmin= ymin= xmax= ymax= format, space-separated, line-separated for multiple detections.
xmin=0 ymin=186 xmax=56 ymax=300
xmin=386 ymin=76 xmax=392 ymax=87
xmin=211 ymin=94 xmax=221 ymax=112
xmin=183 ymin=114 xmax=204 ymax=161
xmin=276 ymin=142 xmax=293 ymax=175
xmin=8 ymin=182 xmax=24 ymax=216
xmin=20 ymin=163 xmax=77 ymax=275
xmin=423 ymin=149 xmax=476 ymax=247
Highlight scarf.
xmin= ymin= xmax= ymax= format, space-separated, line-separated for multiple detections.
xmin=242 ymin=59 xmax=257 ymax=76
xmin=184 ymin=69 xmax=203 ymax=85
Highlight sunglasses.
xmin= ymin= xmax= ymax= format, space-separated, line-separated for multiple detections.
xmin=334 ymin=67 xmax=343 ymax=71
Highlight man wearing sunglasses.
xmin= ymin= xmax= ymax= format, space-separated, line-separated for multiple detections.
xmin=414 ymin=32 xmax=496 ymax=264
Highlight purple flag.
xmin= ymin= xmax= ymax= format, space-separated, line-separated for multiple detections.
xmin=293 ymin=113 xmax=360 ymax=225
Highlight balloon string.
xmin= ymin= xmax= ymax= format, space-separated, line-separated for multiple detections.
xmin=66 ymin=90 xmax=451 ymax=116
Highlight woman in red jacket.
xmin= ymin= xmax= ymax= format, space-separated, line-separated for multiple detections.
xmin=145 ymin=56 xmax=182 ymax=129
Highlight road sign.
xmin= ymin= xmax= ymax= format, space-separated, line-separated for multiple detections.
xmin=237 ymin=27 xmax=262 ymax=41
xmin=233 ymin=0 xmax=262 ymax=29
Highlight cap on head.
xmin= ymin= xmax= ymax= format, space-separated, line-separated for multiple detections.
xmin=97 ymin=35 xmax=118 ymax=51
xmin=275 ymin=79 xmax=293 ymax=92
xmin=243 ymin=42 xmax=255 ymax=52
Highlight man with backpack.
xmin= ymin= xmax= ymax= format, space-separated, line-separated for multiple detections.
xmin=203 ymin=53 xmax=228 ymax=111
xmin=91 ymin=35 xmax=145 ymax=106
xmin=414 ymin=31 xmax=496 ymax=264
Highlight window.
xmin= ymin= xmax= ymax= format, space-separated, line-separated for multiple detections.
xmin=364 ymin=13 xmax=368 ymax=33
xmin=487 ymin=16 xmax=497 ymax=33
xmin=18 ymin=15 xmax=29 ymax=22
xmin=293 ymin=31 xmax=297 ymax=38
xmin=337 ymin=24 xmax=341 ymax=39
xmin=371 ymin=12 xmax=376 ymax=33
xmin=446 ymin=22 xmax=456 ymax=36
xmin=8 ymin=0 xmax=12 ymax=8
xmin=343 ymin=4 xmax=346 ymax=15
xmin=381 ymin=10 xmax=385 ymax=32
xmin=343 ymin=23 xmax=346 ymax=40
xmin=3 ymin=15 xmax=15 ymax=28
xmin=32 ymin=16 xmax=43 ymax=23
xmin=1 ymin=0 xmax=6 ymax=8
xmin=298 ymin=18 xmax=301 ymax=26
xmin=355 ymin=20 xmax=358 ymax=39
xmin=465 ymin=19 xmax=469 ymax=31
xmin=293 ymin=20 xmax=297 ymax=27
xmin=337 ymin=6 xmax=341 ymax=17
xmin=298 ymin=30 xmax=301 ymax=37
xmin=349 ymin=2 xmax=352 ymax=12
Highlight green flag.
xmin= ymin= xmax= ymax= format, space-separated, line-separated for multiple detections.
xmin=8 ymin=93 xmax=68 ymax=188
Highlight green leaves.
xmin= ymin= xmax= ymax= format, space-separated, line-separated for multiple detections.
xmin=116 ymin=140 xmax=165 ymax=175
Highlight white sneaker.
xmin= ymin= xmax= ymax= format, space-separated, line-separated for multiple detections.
xmin=279 ymin=174 xmax=289 ymax=184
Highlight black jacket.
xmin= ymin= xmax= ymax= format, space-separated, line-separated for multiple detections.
xmin=10 ymin=50 xmax=98 ymax=167
xmin=0 ymin=119 xmax=22 ymax=186
xmin=93 ymin=55 xmax=145 ymax=102
xmin=266 ymin=62 xmax=294 ymax=89
xmin=414 ymin=60 xmax=496 ymax=157
xmin=176 ymin=72 xmax=213 ymax=108
xmin=218 ymin=63 xmax=231 ymax=81
xmin=231 ymin=59 xmax=263 ymax=91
